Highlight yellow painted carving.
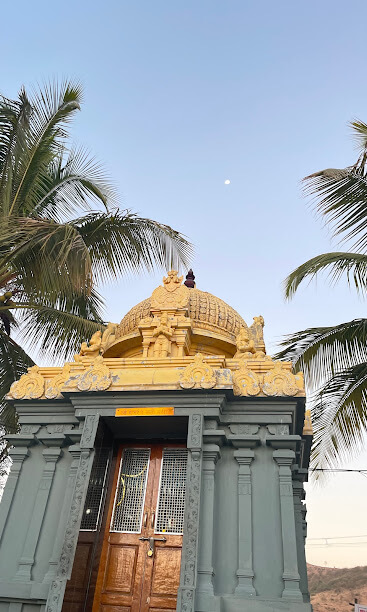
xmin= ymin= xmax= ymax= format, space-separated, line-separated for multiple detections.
xmin=77 ymin=356 xmax=111 ymax=392
xmin=45 ymin=363 xmax=72 ymax=399
xmin=101 ymin=322 xmax=117 ymax=353
xmin=262 ymin=362 xmax=299 ymax=396
xmin=151 ymin=270 xmax=190 ymax=310
xmin=9 ymin=365 xmax=45 ymax=400
xmin=75 ymin=330 xmax=102 ymax=361
xmin=303 ymin=409 xmax=313 ymax=436
xmin=232 ymin=363 xmax=261 ymax=396
xmin=249 ymin=316 xmax=266 ymax=354
xmin=152 ymin=313 xmax=174 ymax=357
xmin=179 ymin=353 xmax=217 ymax=389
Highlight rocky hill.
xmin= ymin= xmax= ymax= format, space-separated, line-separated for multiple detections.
xmin=308 ymin=564 xmax=367 ymax=612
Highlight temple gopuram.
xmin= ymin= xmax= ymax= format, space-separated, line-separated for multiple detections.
xmin=0 ymin=270 xmax=313 ymax=612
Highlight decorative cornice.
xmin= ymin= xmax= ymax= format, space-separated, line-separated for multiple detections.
xmin=7 ymin=354 xmax=305 ymax=399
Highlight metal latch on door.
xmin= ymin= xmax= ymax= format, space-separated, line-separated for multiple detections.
xmin=139 ymin=536 xmax=166 ymax=557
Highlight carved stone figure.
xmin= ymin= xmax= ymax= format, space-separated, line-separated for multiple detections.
xmin=75 ymin=330 xmax=102 ymax=361
xmin=101 ymin=323 xmax=117 ymax=353
xmin=249 ymin=315 xmax=266 ymax=354
xmin=234 ymin=328 xmax=256 ymax=359
xmin=152 ymin=313 xmax=174 ymax=358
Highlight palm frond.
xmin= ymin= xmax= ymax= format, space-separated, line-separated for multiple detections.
xmin=0 ymin=216 xmax=92 ymax=296
xmin=0 ymin=89 xmax=32 ymax=215
xmin=284 ymin=252 xmax=367 ymax=299
xmin=0 ymin=330 xmax=34 ymax=432
xmin=275 ymin=318 xmax=367 ymax=390
xmin=19 ymin=290 xmax=105 ymax=360
xmin=350 ymin=119 xmax=367 ymax=153
xmin=303 ymin=167 xmax=367 ymax=252
xmin=9 ymin=80 xmax=82 ymax=217
xmin=72 ymin=211 xmax=193 ymax=284
xmin=311 ymin=362 xmax=367 ymax=471
xmin=31 ymin=146 xmax=116 ymax=221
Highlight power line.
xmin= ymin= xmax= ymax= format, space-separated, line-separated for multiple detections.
xmin=310 ymin=468 xmax=367 ymax=473
xmin=308 ymin=535 xmax=367 ymax=540
xmin=307 ymin=534 xmax=367 ymax=548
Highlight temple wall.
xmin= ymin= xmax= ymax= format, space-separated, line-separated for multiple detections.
xmin=0 ymin=392 xmax=311 ymax=612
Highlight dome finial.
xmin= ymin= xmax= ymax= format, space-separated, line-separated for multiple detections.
xmin=184 ymin=269 xmax=196 ymax=288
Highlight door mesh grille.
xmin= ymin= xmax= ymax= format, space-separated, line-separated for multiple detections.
xmin=81 ymin=447 xmax=110 ymax=531
xmin=111 ymin=448 xmax=150 ymax=533
xmin=155 ymin=449 xmax=188 ymax=534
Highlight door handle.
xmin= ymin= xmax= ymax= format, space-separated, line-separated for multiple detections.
xmin=151 ymin=511 xmax=155 ymax=529
xmin=143 ymin=512 xmax=148 ymax=528
xmin=139 ymin=536 xmax=167 ymax=557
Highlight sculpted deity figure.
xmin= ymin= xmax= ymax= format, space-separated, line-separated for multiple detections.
xmin=234 ymin=328 xmax=256 ymax=360
xmin=101 ymin=322 xmax=117 ymax=353
xmin=152 ymin=313 xmax=174 ymax=358
xmin=75 ymin=330 xmax=102 ymax=360
xmin=249 ymin=315 xmax=266 ymax=354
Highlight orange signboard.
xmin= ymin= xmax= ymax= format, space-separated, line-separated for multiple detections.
xmin=115 ymin=406 xmax=174 ymax=417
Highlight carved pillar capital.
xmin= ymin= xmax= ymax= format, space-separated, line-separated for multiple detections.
xmin=202 ymin=444 xmax=221 ymax=465
xmin=234 ymin=448 xmax=255 ymax=464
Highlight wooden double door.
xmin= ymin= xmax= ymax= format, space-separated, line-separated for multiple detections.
xmin=93 ymin=444 xmax=188 ymax=612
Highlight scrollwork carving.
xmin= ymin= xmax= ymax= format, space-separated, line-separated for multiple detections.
xmin=262 ymin=362 xmax=299 ymax=396
xmin=232 ymin=364 xmax=261 ymax=396
xmin=45 ymin=363 xmax=72 ymax=399
xmin=77 ymin=356 xmax=111 ymax=392
xmin=8 ymin=365 xmax=45 ymax=400
xmin=179 ymin=354 xmax=217 ymax=389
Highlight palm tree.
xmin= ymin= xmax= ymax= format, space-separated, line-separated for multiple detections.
xmin=277 ymin=120 xmax=367 ymax=473
xmin=0 ymin=81 xmax=192 ymax=467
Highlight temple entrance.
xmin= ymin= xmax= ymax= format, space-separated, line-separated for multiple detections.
xmin=92 ymin=443 xmax=188 ymax=612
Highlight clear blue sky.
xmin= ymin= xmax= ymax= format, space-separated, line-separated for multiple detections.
xmin=3 ymin=0 xmax=367 ymax=566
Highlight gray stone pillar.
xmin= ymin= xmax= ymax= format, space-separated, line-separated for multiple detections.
xmin=234 ymin=449 xmax=256 ymax=597
xmin=0 ymin=444 xmax=30 ymax=544
xmin=45 ymin=412 xmax=99 ymax=612
xmin=273 ymin=450 xmax=303 ymax=601
xmin=43 ymin=446 xmax=81 ymax=583
xmin=197 ymin=444 xmax=220 ymax=596
xmin=14 ymin=445 xmax=62 ymax=581
xmin=293 ymin=479 xmax=310 ymax=602
xmin=177 ymin=413 xmax=203 ymax=612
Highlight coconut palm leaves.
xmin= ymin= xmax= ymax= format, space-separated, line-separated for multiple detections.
xmin=0 ymin=80 xmax=192 ymax=459
xmin=277 ymin=120 xmax=367 ymax=472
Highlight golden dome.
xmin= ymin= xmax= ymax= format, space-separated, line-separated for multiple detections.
xmin=102 ymin=271 xmax=265 ymax=359
xmin=117 ymin=288 xmax=247 ymax=343
xmin=7 ymin=271 xmax=306 ymax=400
